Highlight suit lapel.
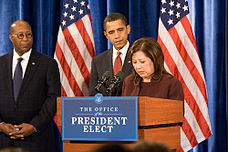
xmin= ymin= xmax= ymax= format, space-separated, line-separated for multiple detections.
xmin=7 ymin=51 xmax=13 ymax=80
xmin=6 ymin=52 xmax=14 ymax=100
xmin=107 ymin=48 xmax=114 ymax=74
xmin=122 ymin=52 xmax=132 ymax=76
xmin=19 ymin=50 xmax=40 ymax=94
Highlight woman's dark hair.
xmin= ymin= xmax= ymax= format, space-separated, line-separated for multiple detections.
xmin=128 ymin=37 xmax=169 ymax=85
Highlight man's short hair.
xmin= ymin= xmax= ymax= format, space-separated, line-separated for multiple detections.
xmin=103 ymin=13 xmax=128 ymax=31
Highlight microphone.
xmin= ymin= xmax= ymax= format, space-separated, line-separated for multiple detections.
xmin=95 ymin=71 xmax=112 ymax=92
xmin=106 ymin=71 xmax=124 ymax=94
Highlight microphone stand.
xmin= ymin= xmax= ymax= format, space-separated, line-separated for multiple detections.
xmin=106 ymin=78 xmax=120 ymax=96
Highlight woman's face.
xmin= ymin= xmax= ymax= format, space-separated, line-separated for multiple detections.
xmin=132 ymin=51 xmax=155 ymax=82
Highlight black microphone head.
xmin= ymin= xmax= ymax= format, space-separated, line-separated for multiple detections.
xmin=106 ymin=71 xmax=124 ymax=95
xmin=102 ymin=71 xmax=112 ymax=79
xmin=115 ymin=71 xmax=124 ymax=81
xmin=95 ymin=71 xmax=112 ymax=92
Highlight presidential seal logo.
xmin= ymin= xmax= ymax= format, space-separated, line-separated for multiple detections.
xmin=94 ymin=93 xmax=103 ymax=104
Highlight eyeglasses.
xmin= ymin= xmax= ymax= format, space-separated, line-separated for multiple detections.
xmin=12 ymin=33 xmax=33 ymax=39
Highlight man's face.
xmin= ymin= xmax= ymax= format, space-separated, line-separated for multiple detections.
xmin=9 ymin=22 xmax=33 ymax=56
xmin=104 ymin=19 xmax=130 ymax=50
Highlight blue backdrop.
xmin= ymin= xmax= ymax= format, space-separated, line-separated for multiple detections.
xmin=0 ymin=0 xmax=227 ymax=152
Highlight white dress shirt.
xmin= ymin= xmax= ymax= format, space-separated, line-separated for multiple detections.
xmin=12 ymin=49 xmax=32 ymax=79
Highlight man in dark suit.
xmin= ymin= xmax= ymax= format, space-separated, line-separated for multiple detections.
xmin=89 ymin=13 xmax=132 ymax=96
xmin=0 ymin=20 xmax=60 ymax=152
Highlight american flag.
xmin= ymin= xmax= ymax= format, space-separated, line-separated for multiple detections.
xmin=157 ymin=0 xmax=212 ymax=151
xmin=54 ymin=0 xmax=95 ymax=97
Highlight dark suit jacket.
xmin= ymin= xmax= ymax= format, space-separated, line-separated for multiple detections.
xmin=0 ymin=50 xmax=61 ymax=152
xmin=89 ymin=48 xmax=132 ymax=96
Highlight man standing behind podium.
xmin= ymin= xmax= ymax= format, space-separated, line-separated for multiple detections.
xmin=0 ymin=20 xmax=60 ymax=152
xmin=89 ymin=13 xmax=132 ymax=96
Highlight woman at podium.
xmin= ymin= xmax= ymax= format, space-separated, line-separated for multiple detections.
xmin=121 ymin=37 xmax=184 ymax=101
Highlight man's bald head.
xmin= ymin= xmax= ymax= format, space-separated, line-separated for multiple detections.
xmin=10 ymin=20 xmax=31 ymax=35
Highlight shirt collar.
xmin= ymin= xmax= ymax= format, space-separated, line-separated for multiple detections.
xmin=113 ymin=41 xmax=129 ymax=56
xmin=13 ymin=49 xmax=32 ymax=61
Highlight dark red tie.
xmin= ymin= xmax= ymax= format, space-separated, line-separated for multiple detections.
xmin=113 ymin=51 xmax=122 ymax=76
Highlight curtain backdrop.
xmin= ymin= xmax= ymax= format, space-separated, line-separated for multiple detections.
xmin=0 ymin=0 xmax=61 ymax=56
xmin=0 ymin=0 xmax=227 ymax=152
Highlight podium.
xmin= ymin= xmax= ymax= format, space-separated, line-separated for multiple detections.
xmin=55 ymin=96 xmax=183 ymax=152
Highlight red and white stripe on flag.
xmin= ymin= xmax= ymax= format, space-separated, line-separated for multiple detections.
xmin=157 ymin=0 xmax=212 ymax=151
xmin=54 ymin=0 xmax=95 ymax=97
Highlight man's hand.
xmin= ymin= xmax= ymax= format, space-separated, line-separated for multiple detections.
xmin=0 ymin=123 xmax=18 ymax=136
xmin=9 ymin=123 xmax=36 ymax=140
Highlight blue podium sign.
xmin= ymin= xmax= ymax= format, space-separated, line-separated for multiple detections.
xmin=62 ymin=94 xmax=138 ymax=141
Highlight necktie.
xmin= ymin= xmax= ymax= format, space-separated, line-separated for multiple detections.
xmin=13 ymin=58 xmax=23 ymax=101
xmin=113 ymin=51 xmax=122 ymax=76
